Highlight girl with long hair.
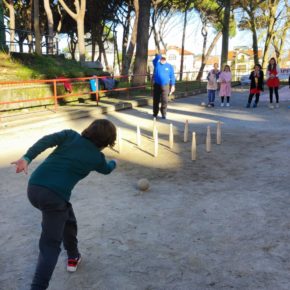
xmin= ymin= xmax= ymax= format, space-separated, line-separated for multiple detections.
xmin=266 ymin=57 xmax=280 ymax=108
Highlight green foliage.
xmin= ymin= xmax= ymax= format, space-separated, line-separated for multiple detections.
xmin=193 ymin=0 xmax=236 ymax=36
xmin=0 ymin=52 xmax=102 ymax=81
xmin=169 ymin=0 xmax=195 ymax=12
xmin=229 ymin=15 xmax=237 ymax=37
xmin=237 ymin=0 xmax=269 ymax=31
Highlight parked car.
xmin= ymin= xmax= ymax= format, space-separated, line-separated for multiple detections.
xmin=240 ymin=75 xmax=251 ymax=85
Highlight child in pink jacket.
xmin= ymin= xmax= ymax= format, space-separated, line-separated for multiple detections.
xmin=219 ymin=65 xmax=232 ymax=107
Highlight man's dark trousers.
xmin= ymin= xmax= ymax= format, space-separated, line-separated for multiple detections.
xmin=153 ymin=83 xmax=170 ymax=117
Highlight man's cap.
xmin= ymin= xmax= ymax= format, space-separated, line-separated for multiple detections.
xmin=161 ymin=54 xmax=167 ymax=59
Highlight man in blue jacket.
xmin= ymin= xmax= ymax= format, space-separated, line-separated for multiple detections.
xmin=152 ymin=54 xmax=175 ymax=119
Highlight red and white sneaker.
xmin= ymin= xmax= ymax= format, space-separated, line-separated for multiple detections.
xmin=67 ymin=255 xmax=81 ymax=272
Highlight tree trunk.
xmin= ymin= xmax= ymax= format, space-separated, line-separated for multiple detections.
xmin=9 ymin=1 xmax=14 ymax=51
xmin=102 ymin=47 xmax=109 ymax=71
xmin=27 ymin=0 xmax=33 ymax=52
xmin=33 ymin=0 xmax=42 ymax=55
xmin=274 ymin=0 xmax=290 ymax=64
xmin=262 ymin=2 xmax=278 ymax=69
xmin=242 ymin=1 xmax=259 ymax=65
xmin=121 ymin=5 xmax=131 ymax=74
xmin=54 ymin=4 xmax=63 ymax=55
xmin=220 ymin=0 xmax=231 ymax=69
xmin=58 ymin=0 xmax=86 ymax=62
xmin=152 ymin=6 xmax=160 ymax=52
xmin=19 ymin=40 xmax=23 ymax=52
xmin=196 ymin=27 xmax=207 ymax=81
xmin=113 ymin=31 xmax=121 ymax=74
xmin=273 ymin=26 xmax=288 ymax=64
xmin=132 ymin=0 xmax=151 ymax=85
xmin=68 ymin=32 xmax=76 ymax=60
xmin=97 ymin=34 xmax=109 ymax=70
xmin=122 ymin=0 xmax=138 ymax=76
xmin=28 ymin=34 xmax=33 ymax=52
xmin=76 ymin=16 xmax=85 ymax=62
xmin=153 ymin=25 xmax=161 ymax=52
xmin=179 ymin=9 xmax=187 ymax=81
xmin=43 ymin=0 xmax=54 ymax=54
xmin=3 ymin=0 xmax=15 ymax=52
xmin=250 ymin=26 xmax=259 ymax=64
xmin=91 ymin=26 xmax=97 ymax=61
xmin=0 ymin=0 xmax=6 ymax=50
xmin=249 ymin=13 xmax=259 ymax=64
xmin=196 ymin=31 xmax=222 ymax=81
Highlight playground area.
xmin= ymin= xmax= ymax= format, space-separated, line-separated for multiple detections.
xmin=1 ymin=86 xmax=290 ymax=290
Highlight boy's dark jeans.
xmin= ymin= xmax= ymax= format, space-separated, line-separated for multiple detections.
xmin=153 ymin=84 xmax=169 ymax=117
xmin=28 ymin=185 xmax=79 ymax=290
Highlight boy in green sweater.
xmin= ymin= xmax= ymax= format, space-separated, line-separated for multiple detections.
xmin=11 ymin=119 xmax=117 ymax=290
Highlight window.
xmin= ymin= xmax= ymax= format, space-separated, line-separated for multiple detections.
xmin=168 ymin=54 xmax=176 ymax=60
xmin=239 ymin=54 xmax=246 ymax=62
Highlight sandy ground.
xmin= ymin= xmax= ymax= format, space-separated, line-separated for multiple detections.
xmin=1 ymin=86 xmax=290 ymax=290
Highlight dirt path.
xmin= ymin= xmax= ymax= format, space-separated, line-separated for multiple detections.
xmin=1 ymin=86 xmax=290 ymax=290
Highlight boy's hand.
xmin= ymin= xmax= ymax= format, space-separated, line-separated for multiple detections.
xmin=11 ymin=158 xmax=28 ymax=174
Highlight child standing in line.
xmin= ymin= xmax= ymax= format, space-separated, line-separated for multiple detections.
xmin=11 ymin=119 xmax=117 ymax=290
xmin=266 ymin=57 xmax=280 ymax=108
xmin=219 ymin=65 xmax=232 ymax=107
xmin=206 ymin=63 xmax=220 ymax=107
xmin=246 ymin=64 xmax=264 ymax=108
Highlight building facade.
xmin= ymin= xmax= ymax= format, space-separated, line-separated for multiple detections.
xmin=148 ymin=46 xmax=195 ymax=80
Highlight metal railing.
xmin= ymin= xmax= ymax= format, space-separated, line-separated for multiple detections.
xmin=0 ymin=74 xmax=150 ymax=113
xmin=0 ymin=26 xmax=60 ymax=55
xmin=0 ymin=70 xmax=246 ymax=114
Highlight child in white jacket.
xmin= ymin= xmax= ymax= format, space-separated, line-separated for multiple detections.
xmin=206 ymin=63 xmax=220 ymax=107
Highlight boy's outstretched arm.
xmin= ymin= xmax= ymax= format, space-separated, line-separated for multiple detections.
xmin=11 ymin=130 xmax=72 ymax=175
xmin=11 ymin=158 xmax=29 ymax=174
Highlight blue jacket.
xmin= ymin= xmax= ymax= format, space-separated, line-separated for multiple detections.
xmin=152 ymin=54 xmax=175 ymax=86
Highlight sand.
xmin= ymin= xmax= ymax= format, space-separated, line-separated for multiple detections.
xmin=1 ymin=86 xmax=290 ymax=290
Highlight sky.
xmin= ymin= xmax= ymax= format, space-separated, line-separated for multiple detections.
xmin=57 ymin=6 xmax=289 ymax=59
xmin=144 ymin=9 xmax=290 ymax=56
xmin=146 ymin=12 xmax=253 ymax=56
xmin=114 ymin=11 xmax=255 ymax=57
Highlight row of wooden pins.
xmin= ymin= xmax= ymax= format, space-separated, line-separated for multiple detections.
xmin=117 ymin=120 xmax=222 ymax=160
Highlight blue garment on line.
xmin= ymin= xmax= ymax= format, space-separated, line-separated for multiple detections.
xmin=89 ymin=79 xmax=97 ymax=91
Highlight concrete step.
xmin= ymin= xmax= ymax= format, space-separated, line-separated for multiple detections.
xmin=0 ymin=97 xmax=152 ymax=134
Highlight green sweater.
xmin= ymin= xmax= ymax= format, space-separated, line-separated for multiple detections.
xmin=24 ymin=129 xmax=116 ymax=201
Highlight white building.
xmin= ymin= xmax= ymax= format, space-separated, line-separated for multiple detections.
xmin=148 ymin=46 xmax=195 ymax=80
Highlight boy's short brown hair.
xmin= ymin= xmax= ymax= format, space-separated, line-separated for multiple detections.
xmin=81 ymin=119 xmax=116 ymax=148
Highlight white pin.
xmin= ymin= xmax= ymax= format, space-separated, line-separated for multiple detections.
xmin=206 ymin=126 xmax=211 ymax=152
xmin=184 ymin=120 xmax=189 ymax=142
xmin=153 ymin=117 xmax=156 ymax=138
xmin=136 ymin=124 xmax=141 ymax=147
xmin=191 ymin=132 xmax=197 ymax=161
xmin=216 ymin=121 xmax=222 ymax=145
xmin=117 ymin=127 xmax=122 ymax=153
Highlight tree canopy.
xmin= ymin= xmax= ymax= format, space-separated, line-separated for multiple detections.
xmin=1 ymin=0 xmax=289 ymax=80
